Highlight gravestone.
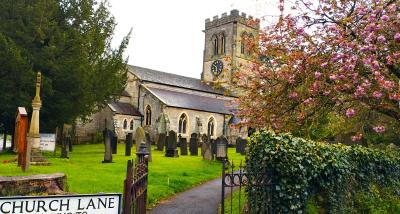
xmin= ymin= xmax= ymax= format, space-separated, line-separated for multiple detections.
xmin=165 ymin=130 xmax=178 ymax=157
xmin=179 ymin=135 xmax=188 ymax=156
xmin=216 ymin=136 xmax=229 ymax=160
xmin=189 ymin=133 xmax=198 ymax=156
xmin=201 ymin=134 xmax=208 ymax=156
xmin=236 ymin=137 xmax=247 ymax=155
xmin=235 ymin=137 xmax=241 ymax=153
xmin=125 ymin=133 xmax=133 ymax=156
xmin=111 ymin=135 xmax=117 ymax=154
xmin=211 ymin=139 xmax=217 ymax=160
xmin=145 ymin=131 xmax=153 ymax=161
xmin=157 ymin=133 xmax=166 ymax=151
xmin=201 ymin=134 xmax=212 ymax=161
xmin=102 ymin=129 xmax=113 ymax=163
xmin=134 ymin=127 xmax=146 ymax=151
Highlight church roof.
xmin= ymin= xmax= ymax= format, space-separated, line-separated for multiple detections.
xmin=145 ymin=86 xmax=235 ymax=115
xmin=108 ymin=102 xmax=141 ymax=116
xmin=128 ymin=65 xmax=225 ymax=95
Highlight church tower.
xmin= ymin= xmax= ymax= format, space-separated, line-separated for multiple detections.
xmin=201 ymin=9 xmax=260 ymax=89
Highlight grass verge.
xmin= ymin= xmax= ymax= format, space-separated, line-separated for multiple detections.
xmin=0 ymin=143 xmax=244 ymax=206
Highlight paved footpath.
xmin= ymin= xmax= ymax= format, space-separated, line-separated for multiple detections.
xmin=149 ymin=177 xmax=226 ymax=214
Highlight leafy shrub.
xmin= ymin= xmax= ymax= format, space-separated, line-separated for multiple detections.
xmin=246 ymin=131 xmax=400 ymax=213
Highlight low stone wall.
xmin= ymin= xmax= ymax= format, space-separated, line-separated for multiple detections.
xmin=0 ymin=173 xmax=67 ymax=196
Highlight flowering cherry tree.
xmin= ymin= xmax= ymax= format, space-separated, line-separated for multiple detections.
xmin=235 ymin=0 xmax=400 ymax=141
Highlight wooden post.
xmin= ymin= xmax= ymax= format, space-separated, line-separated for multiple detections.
xmin=15 ymin=107 xmax=29 ymax=171
xmin=123 ymin=160 xmax=133 ymax=214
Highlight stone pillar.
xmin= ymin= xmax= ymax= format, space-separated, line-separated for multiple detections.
xmin=28 ymin=72 xmax=49 ymax=165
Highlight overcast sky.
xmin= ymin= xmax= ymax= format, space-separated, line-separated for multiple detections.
xmin=108 ymin=0 xmax=281 ymax=78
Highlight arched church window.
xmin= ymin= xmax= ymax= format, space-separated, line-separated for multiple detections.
xmin=123 ymin=119 xmax=128 ymax=130
xmin=220 ymin=34 xmax=226 ymax=54
xmin=178 ymin=113 xmax=188 ymax=134
xmin=240 ymin=32 xmax=248 ymax=54
xmin=208 ymin=117 xmax=215 ymax=137
xmin=212 ymin=35 xmax=218 ymax=56
xmin=145 ymin=105 xmax=152 ymax=126
xmin=247 ymin=33 xmax=254 ymax=55
xmin=130 ymin=120 xmax=134 ymax=130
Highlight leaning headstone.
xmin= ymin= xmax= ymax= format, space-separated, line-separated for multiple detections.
xmin=165 ymin=130 xmax=178 ymax=157
xmin=125 ymin=133 xmax=133 ymax=156
xmin=134 ymin=127 xmax=146 ymax=151
xmin=111 ymin=135 xmax=117 ymax=154
xmin=189 ymin=133 xmax=198 ymax=156
xmin=179 ymin=135 xmax=188 ymax=156
xmin=157 ymin=133 xmax=166 ymax=151
xmin=145 ymin=131 xmax=153 ymax=161
xmin=102 ymin=129 xmax=113 ymax=163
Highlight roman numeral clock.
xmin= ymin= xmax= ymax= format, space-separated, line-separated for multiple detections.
xmin=211 ymin=60 xmax=223 ymax=77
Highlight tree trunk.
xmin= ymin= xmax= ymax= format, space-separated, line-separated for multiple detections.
xmin=2 ymin=131 xmax=6 ymax=152
xmin=10 ymin=127 xmax=15 ymax=152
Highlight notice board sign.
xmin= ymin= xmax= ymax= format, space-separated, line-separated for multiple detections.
xmin=0 ymin=193 xmax=121 ymax=214
xmin=40 ymin=133 xmax=56 ymax=151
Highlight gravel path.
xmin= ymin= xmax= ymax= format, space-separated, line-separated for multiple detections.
xmin=149 ymin=177 xmax=227 ymax=214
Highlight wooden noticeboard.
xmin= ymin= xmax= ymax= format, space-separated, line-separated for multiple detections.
xmin=14 ymin=107 xmax=29 ymax=171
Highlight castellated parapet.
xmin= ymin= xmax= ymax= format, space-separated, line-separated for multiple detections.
xmin=205 ymin=9 xmax=260 ymax=30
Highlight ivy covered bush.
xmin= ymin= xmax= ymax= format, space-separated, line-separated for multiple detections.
xmin=246 ymin=131 xmax=400 ymax=213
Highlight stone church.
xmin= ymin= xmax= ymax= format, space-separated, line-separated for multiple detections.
xmin=76 ymin=9 xmax=259 ymax=144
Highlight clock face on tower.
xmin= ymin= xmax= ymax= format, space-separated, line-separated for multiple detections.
xmin=211 ymin=60 xmax=223 ymax=77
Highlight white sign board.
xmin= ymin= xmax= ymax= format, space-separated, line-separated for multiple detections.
xmin=40 ymin=133 xmax=56 ymax=151
xmin=0 ymin=193 xmax=121 ymax=214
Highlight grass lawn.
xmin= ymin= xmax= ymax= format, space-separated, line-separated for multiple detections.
xmin=0 ymin=143 xmax=244 ymax=206
xmin=223 ymin=188 xmax=248 ymax=214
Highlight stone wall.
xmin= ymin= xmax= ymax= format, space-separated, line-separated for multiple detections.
xmin=0 ymin=173 xmax=66 ymax=196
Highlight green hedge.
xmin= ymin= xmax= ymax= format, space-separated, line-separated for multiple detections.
xmin=246 ymin=131 xmax=400 ymax=213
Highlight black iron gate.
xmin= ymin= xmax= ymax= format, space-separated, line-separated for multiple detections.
xmin=221 ymin=159 xmax=275 ymax=214
xmin=123 ymin=143 xmax=149 ymax=214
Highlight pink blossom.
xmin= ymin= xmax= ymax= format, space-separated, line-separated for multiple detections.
xmin=296 ymin=28 xmax=304 ymax=35
xmin=362 ymin=80 xmax=371 ymax=88
xmin=346 ymin=108 xmax=356 ymax=117
xmin=381 ymin=15 xmax=389 ymax=21
xmin=323 ymin=90 xmax=331 ymax=95
xmin=371 ymin=60 xmax=380 ymax=70
xmin=314 ymin=71 xmax=322 ymax=78
xmin=377 ymin=35 xmax=386 ymax=43
xmin=386 ymin=55 xmax=393 ymax=64
xmin=395 ymin=33 xmax=400 ymax=42
xmin=363 ymin=57 xmax=372 ymax=65
xmin=321 ymin=62 xmax=328 ymax=68
xmin=351 ymin=133 xmax=363 ymax=142
xmin=288 ymin=92 xmax=298 ymax=99
xmin=382 ymin=80 xmax=395 ymax=91
xmin=372 ymin=91 xmax=383 ymax=98
xmin=354 ymin=86 xmax=366 ymax=97
xmin=373 ymin=125 xmax=385 ymax=133
xmin=303 ymin=97 xmax=313 ymax=105
xmin=329 ymin=74 xmax=337 ymax=80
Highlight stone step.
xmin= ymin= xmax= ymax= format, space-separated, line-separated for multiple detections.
xmin=30 ymin=161 xmax=52 ymax=166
